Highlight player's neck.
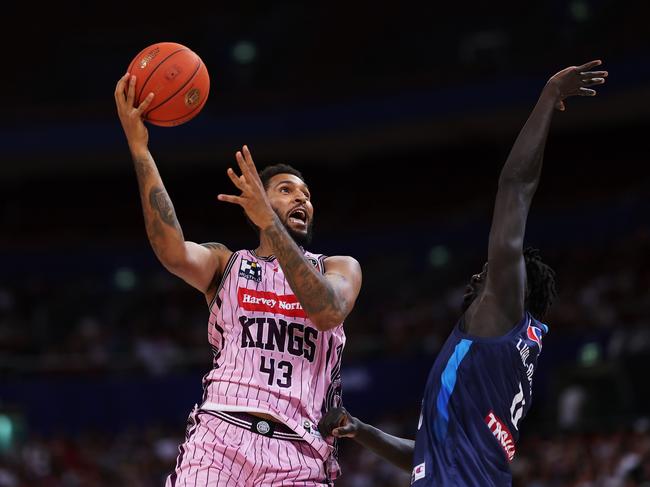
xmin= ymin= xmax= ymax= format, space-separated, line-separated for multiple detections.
xmin=255 ymin=232 xmax=276 ymax=258
xmin=255 ymin=243 xmax=274 ymax=258
xmin=255 ymin=230 xmax=304 ymax=258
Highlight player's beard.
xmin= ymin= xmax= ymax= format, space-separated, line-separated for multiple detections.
xmin=278 ymin=211 xmax=314 ymax=247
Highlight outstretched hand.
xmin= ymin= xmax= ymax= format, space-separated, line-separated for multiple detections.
xmin=546 ymin=60 xmax=608 ymax=111
xmin=114 ymin=73 xmax=155 ymax=151
xmin=217 ymin=145 xmax=277 ymax=230
xmin=318 ymin=407 xmax=360 ymax=439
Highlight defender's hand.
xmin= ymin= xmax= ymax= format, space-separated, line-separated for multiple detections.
xmin=218 ymin=145 xmax=277 ymax=230
xmin=545 ymin=60 xmax=607 ymax=111
xmin=318 ymin=407 xmax=360 ymax=439
xmin=114 ymin=73 xmax=155 ymax=152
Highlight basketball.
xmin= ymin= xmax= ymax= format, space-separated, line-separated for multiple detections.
xmin=126 ymin=42 xmax=210 ymax=127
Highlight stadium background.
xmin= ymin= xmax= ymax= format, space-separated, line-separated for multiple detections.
xmin=1 ymin=2 xmax=649 ymax=485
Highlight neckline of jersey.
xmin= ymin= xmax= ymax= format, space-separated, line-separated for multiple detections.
xmin=452 ymin=312 xmax=532 ymax=344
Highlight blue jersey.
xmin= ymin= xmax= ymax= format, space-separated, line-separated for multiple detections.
xmin=411 ymin=312 xmax=548 ymax=486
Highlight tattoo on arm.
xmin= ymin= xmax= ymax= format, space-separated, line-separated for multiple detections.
xmin=264 ymin=221 xmax=340 ymax=319
xmin=131 ymin=154 xmax=185 ymax=259
xmin=149 ymin=187 xmax=182 ymax=232
xmin=201 ymin=242 xmax=227 ymax=251
xmin=133 ymin=156 xmax=152 ymax=192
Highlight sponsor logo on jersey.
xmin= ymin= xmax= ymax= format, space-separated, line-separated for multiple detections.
xmin=485 ymin=410 xmax=516 ymax=462
xmin=238 ymin=287 xmax=307 ymax=319
xmin=411 ymin=462 xmax=426 ymax=483
xmin=239 ymin=258 xmax=262 ymax=282
xmin=526 ymin=324 xmax=544 ymax=350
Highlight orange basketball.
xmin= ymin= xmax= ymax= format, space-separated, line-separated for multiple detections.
xmin=127 ymin=42 xmax=210 ymax=127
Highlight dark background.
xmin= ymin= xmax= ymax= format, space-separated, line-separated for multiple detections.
xmin=1 ymin=2 xmax=649 ymax=485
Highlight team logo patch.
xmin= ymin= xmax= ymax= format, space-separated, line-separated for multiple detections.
xmin=411 ymin=462 xmax=426 ymax=483
xmin=485 ymin=410 xmax=516 ymax=462
xmin=526 ymin=324 xmax=546 ymax=351
xmin=239 ymin=258 xmax=262 ymax=282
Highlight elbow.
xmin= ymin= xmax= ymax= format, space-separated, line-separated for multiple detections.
xmin=156 ymin=249 xmax=190 ymax=275
xmin=310 ymin=306 xmax=348 ymax=332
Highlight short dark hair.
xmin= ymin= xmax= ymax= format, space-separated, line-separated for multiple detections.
xmin=524 ymin=247 xmax=558 ymax=321
xmin=258 ymin=164 xmax=306 ymax=190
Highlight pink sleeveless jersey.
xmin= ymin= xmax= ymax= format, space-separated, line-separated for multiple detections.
xmin=201 ymin=249 xmax=345 ymax=474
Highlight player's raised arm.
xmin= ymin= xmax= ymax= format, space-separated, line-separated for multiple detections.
xmin=114 ymin=73 xmax=231 ymax=296
xmin=218 ymin=145 xmax=362 ymax=331
xmin=466 ymin=61 xmax=607 ymax=336
xmin=318 ymin=407 xmax=415 ymax=472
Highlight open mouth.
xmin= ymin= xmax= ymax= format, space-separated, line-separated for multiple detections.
xmin=287 ymin=207 xmax=307 ymax=227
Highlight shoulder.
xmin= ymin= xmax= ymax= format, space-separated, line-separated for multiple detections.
xmin=200 ymin=242 xmax=234 ymax=263
xmin=323 ymin=256 xmax=362 ymax=287
xmin=200 ymin=241 xmax=232 ymax=254
xmin=200 ymin=242 xmax=235 ymax=290
xmin=323 ymin=255 xmax=361 ymax=271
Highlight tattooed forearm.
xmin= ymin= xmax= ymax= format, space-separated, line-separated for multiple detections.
xmin=133 ymin=156 xmax=153 ymax=192
xmin=149 ymin=187 xmax=182 ymax=233
xmin=131 ymin=152 xmax=185 ymax=263
xmin=264 ymin=221 xmax=341 ymax=322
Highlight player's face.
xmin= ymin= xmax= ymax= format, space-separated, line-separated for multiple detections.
xmin=462 ymin=262 xmax=488 ymax=311
xmin=265 ymin=174 xmax=314 ymax=246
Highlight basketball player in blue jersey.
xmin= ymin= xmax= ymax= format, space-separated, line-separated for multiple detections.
xmin=319 ymin=60 xmax=607 ymax=486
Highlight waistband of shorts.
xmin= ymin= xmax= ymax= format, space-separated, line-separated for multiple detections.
xmin=202 ymin=410 xmax=304 ymax=441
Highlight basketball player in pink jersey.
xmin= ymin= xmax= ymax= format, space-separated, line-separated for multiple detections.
xmin=114 ymin=73 xmax=362 ymax=486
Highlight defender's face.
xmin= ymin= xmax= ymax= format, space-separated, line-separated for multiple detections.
xmin=265 ymin=173 xmax=314 ymax=244
xmin=462 ymin=262 xmax=488 ymax=311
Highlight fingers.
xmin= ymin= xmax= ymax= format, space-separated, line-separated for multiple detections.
xmin=242 ymin=145 xmax=258 ymax=172
xmin=217 ymin=194 xmax=244 ymax=205
xmin=114 ymin=73 xmax=130 ymax=103
xmin=234 ymin=145 xmax=262 ymax=183
xmin=333 ymin=423 xmax=356 ymax=438
xmin=137 ymin=92 xmax=155 ymax=113
xmin=127 ymin=75 xmax=137 ymax=106
xmin=580 ymin=70 xmax=608 ymax=78
xmin=578 ymin=87 xmax=597 ymax=96
xmin=337 ymin=407 xmax=351 ymax=425
xmin=226 ymin=167 xmax=247 ymax=190
xmin=576 ymin=59 xmax=602 ymax=71
xmin=581 ymin=77 xmax=606 ymax=87
xmin=235 ymin=150 xmax=248 ymax=175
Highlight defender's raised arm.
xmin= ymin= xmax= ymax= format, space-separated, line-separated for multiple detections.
xmin=466 ymin=61 xmax=607 ymax=337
